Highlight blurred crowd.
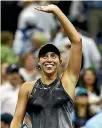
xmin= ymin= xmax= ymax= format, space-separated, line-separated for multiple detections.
xmin=0 ymin=1 xmax=102 ymax=128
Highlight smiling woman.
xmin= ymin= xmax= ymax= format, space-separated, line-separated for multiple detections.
xmin=80 ymin=68 xmax=102 ymax=116
xmin=10 ymin=4 xmax=82 ymax=128
xmin=38 ymin=44 xmax=62 ymax=77
xmin=39 ymin=51 xmax=61 ymax=77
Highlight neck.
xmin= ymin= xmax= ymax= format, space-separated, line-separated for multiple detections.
xmin=41 ymin=72 xmax=58 ymax=85
xmin=10 ymin=82 xmax=20 ymax=89
xmin=85 ymin=85 xmax=94 ymax=93
xmin=77 ymin=105 xmax=88 ymax=117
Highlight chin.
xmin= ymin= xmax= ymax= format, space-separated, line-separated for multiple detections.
xmin=46 ymin=71 xmax=55 ymax=75
xmin=44 ymin=69 xmax=56 ymax=75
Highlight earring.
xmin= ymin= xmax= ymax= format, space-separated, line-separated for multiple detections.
xmin=38 ymin=64 xmax=41 ymax=70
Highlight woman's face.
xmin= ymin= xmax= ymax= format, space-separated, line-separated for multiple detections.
xmin=7 ymin=73 xmax=22 ymax=87
xmin=83 ymin=70 xmax=96 ymax=85
xmin=39 ymin=52 xmax=61 ymax=75
xmin=24 ymin=54 xmax=35 ymax=70
xmin=75 ymin=95 xmax=88 ymax=105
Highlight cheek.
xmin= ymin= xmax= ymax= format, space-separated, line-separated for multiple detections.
xmin=54 ymin=58 xmax=60 ymax=64
xmin=39 ymin=58 xmax=60 ymax=67
xmin=26 ymin=59 xmax=34 ymax=65
xmin=12 ymin=76 xmax=18 ymax=81
xmin=84 ymin=75 xmax=95 ymax=82
xmin=90 ymin=75 xmax=95 ymax=80
xmin=39 ymin=58 xmax=45 ymax=64
xmin=7 ymin=75 xmax=12 ymax=80
xmin=39 ymin=60 xmax=45 ymax=67
xmin=75 ymin=96 xmax=88 ymax=104
xmin=57 ymin=63 xmax=61 ymax=68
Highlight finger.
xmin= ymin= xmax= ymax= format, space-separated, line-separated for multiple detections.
xmin=35 ymin=6 xmax=46 ymax=12
xmin=35 ymin=6 xmax=41 ymax=11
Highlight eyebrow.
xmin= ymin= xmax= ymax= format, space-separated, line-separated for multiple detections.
xmin=40 ymin=52 xmax=60 ymax=59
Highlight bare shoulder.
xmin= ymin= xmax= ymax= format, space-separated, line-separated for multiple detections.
xmin=27 ymin=80 xmax=37 ymax=95
xmin=19 ymin=80 xmax=37 ymax=98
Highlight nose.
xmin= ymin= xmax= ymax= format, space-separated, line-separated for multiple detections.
xmin=47 ymin=56 xmax=52 ymax=62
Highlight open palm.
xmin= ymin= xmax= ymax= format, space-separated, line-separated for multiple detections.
xmin=35 ymin=4 xmax=57 ymax=13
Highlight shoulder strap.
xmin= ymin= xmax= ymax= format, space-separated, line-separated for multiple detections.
xmin=30 ymin=78 xmax=41 ymax=95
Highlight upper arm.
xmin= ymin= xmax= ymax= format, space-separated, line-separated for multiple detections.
xmin=10 ymin=83 xmax=29 ymax=127
xmin=61 ymin=40 xmax=82 ymax=99
xmin=67 ymin=40 xmax=82 ymax=77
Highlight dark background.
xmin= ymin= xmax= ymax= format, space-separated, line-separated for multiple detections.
xmin=1 ymin=1 xmax=71 ymax=34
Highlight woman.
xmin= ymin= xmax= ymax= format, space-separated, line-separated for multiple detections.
xmin=19 ymin=52 xmax=40 ymax=82
xmin=72 ymin=88 xmax=90 ymax=128
xmin=10 ymin=4 xmax=82 ymax=128
xmin=80 ymin=67 xmax=102 ymax=115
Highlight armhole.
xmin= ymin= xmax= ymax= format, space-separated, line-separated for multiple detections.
xmin=28 ymin=80 xmax=38 ymax=99
xmin=60 ymin=80 xmax=74 ymax=112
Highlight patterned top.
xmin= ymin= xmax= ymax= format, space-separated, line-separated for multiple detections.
xmin=26 ymin=77 xmax=74 ymax=128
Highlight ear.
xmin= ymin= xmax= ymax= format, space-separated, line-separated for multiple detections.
xmin=59 ymin=59 xmax=62 ymax=64
xmin=38 ymin=61 xmax=40 ymax=66
xmin=38 ymin=61 xmax=41 ymax=70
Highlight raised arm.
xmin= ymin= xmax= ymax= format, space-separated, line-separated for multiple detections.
xmin=35 ymin=5 xmax=82 ymax=98
xmin=54 ymin=6 xmax=82 ymax=98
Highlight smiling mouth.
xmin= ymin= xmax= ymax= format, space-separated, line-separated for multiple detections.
xmin=44 ymin=64 xmax=54 ymax=68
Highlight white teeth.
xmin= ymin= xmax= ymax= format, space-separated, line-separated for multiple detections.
xmin=45 ymin=65 xmax=53 ymax=68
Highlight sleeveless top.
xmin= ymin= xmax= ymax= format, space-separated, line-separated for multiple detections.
xmin=26 ymin=77 xmax=74 ymax=128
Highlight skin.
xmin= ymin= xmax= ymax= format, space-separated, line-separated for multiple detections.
xmin=83 ymin=70 xmax=96 ymax=87
xmin=10 ymin=4 xmax=82 ymax=128
xmin=38 ymin=52 xmax=62 ymax=77
xmin=24 ymin=54 xmax=35 ymax=71
xmin=83 ymin=69 xmax=101 ymax=105
xmin=7 ymin=73 xmax=22 ymax=88
xmin=0 ymin=121 xmax=9 ymax=128
xmin=75 ymin=95 xmax=89 ymax=117
xmin=1 ymin=62 xmax=9 ymax=84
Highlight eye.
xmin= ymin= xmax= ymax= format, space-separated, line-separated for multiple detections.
xmin=51 ymin=53 xmax=57 ymax=58
xmin=41 ymin=54 xmax=47 ymax=59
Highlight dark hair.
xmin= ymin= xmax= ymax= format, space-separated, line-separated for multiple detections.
xmin=38 ymin=44 xmax=60 ymax=59
xmin=1 ymin=113 xmax=13 ymax=125
xmin=81 ymin=67 xmax=100 ymax=96
xmin=19 ymin=74 xmax=25 ymax=83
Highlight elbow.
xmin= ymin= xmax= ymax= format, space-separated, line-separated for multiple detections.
xmin=74 ymin=37 xmax=82 ymax=51
xmin=76 ymin=36 xmax=82 ymax=44
xmin=72 ymin=35 xmax=82 ymax=45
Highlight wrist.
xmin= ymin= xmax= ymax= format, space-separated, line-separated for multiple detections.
xmin=52 ymin=5 xmax=60 ymax=14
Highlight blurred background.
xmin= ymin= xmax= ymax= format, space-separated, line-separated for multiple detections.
xmin=0 ymin=1 xmax=102 ymax=128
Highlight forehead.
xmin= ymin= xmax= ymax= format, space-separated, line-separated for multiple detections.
xmin=8 ymin=72 xmax=19 ymax=75
xmin=85 ymin=70 xmax=94 ymax=75
xmin=44 ymin=52 xmax=57 ymax=55
xmin=39 ymin=52 xmax=60 ymax=59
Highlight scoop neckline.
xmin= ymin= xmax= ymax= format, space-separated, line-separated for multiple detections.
xmin=39 ymin=77 xmax=59 ymax=88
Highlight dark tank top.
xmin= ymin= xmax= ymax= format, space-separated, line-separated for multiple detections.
xmin=26 ymin=77 xmax=74 ymax=128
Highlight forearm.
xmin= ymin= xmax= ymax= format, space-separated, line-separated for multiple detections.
xmin=10 ymin=119 xmax=22 ymax=128
xmin=53 ymin=7 xmax=81 ymax=43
